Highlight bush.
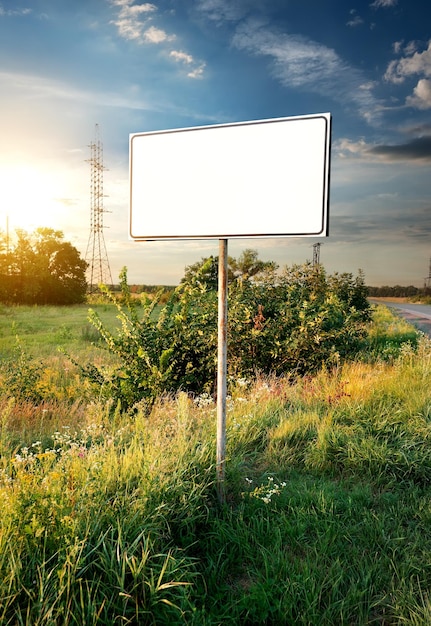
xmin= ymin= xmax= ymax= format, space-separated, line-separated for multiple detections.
xmin=77 ymin=264 xmax=371 ymax=410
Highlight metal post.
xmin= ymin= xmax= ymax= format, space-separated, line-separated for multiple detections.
xmin=216 ymin=238 xmax=228 ymax=504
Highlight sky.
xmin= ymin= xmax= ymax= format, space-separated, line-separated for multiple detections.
xmin=0 ymin=0 xmax=431 ymax=287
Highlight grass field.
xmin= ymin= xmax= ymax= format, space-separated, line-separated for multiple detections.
xmin=0 ymin=303 xmax=121 ymax=358
xmin=1 ymin=302 xmax=431 ymax=624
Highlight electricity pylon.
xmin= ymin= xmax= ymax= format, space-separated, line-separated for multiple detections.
xmin=312 ymin=242 xmax=322 ymax=266
xmin=85 ymin=124 xmax=113 ymax=292
xmin=424 ymin=257 xmax=431 ymax=291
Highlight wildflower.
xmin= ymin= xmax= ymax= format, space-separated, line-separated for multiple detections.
xmin=237 ymin=378 xmax=249 ymax=387
xmin=244 ymin=476 xmax=288 ymax=504
xmin=194 ymin=393 xmax=214 ymax=408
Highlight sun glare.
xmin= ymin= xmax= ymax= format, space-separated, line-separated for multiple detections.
xmin=0 ymin=164 xmax=66 ymax=233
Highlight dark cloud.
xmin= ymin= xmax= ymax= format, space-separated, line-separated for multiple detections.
xmin=402 ymin=123 xmax=431 ymax=135
xmin=331 ymin=205 xmax=431 ymax=244
xmin=330 ymin=214 xmax=387 ymax=244
xmin=368 ymin=136 xmax=431 ymax=161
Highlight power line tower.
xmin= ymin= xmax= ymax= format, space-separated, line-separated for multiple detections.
xmin=85 ymin=124 xmax=113 ymax=292
xmin=424 ymin=257 xmax=431 ymax=292
xmin=312 ymin=242 xmax=322 ymax=266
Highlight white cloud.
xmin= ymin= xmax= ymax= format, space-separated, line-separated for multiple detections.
xmin=169 ymin=50 xmax=206 ymax=79
xmin=110 ymin=0 xmax=176 ymax=44
xmin=187 ymin=64 xmax=206 ymax=79
xmin=196 ymin=0 xmax=248 ymax=23
xmin=109 ymin=0 xmax=202 ymax=77
xmin=406 ymin=79 xmax=431 ymax=110
xmin=360 ymin=81 xmax=377 ymax=91
xmin=370 ymin=0 xmax=397 ymax=8
xmin=110 ymin=0 xmax=156 ymax=12
xmin=170 ymin=50 xmax=193 ymax=64
xmin=393 ymin=40 xmax=403 ymax=54
xmin=346 ymin=11 xmax=363 ymax=28
xmin=114 ymin=17 xmax=142 ymax=40
xmin=110 ymin=0 xmax=156 ymax=42
xmin=347 ymin=15 xmax=364 ymax=27
xmin=231 ymin=19 xmax=380 ymax=122
xmin=335 ymin=138 xmax=369 ymax=158
xmin=384 ymin=59 xmax=404 ymax=84
xmin=404 ymin=40 xmax=419 ymax=55
xmin=126 ymin=2 xmax=155 ymax=16
xmin=143 ymin=25 xmax=175 ymax=43
xmin=384 ymin=41 xmax=431 ymax=109
xmin=0 ymin=6 xmax=31 ymax=17
xmin=233 ymin=22 xmax=341 ymax=88
xmin=385 ymin=41 xmax=431 ymax=83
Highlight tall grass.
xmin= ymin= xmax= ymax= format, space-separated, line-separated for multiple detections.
xmin=1 ymin=304 xmax=431 ymax=623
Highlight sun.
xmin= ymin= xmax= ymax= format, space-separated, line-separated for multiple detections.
xmin=0 ymin=164 xmax=65 ymax=233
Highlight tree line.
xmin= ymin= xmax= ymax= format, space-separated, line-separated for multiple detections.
xmin=1 ymin=227 xmax=423 ymax=308
xmin=0 ymin=228 xmax=87 ymax=305
xmin=367 ymin=285 xmax=424 ymax=298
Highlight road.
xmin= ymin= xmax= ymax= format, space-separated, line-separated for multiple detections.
xmin=369 ymin=299 xmax=431 ymax=336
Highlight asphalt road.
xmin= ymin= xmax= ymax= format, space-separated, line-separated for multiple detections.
xmin=369 ymin=300 xmax=431 ymax=336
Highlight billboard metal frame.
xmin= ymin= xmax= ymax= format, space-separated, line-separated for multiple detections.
xmin=129 ymin=113 xmax=331 ymax=241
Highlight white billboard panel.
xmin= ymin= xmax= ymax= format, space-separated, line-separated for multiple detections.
xmin=129 ymin=113 xmax=331 ymax=240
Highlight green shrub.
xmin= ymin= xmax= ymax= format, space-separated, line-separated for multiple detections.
xmin=0 ymin=338 xmax=45 ymax=403
xmin=76 ymin=264 xmax=371 ymax=410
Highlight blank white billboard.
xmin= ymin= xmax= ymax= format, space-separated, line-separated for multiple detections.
xmin=129 ymin=113 xmax=331 ymax=240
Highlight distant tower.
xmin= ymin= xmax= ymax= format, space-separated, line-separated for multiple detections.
xmin=424 ymin=257 xmax=431 ymax=291
xmin=312 ymin=242 xmax=322 ymax=266
xmin=85 ymin=124 xmax=113 ymax=292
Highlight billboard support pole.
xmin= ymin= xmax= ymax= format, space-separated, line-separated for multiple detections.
xmin=216 ymin=238 xmax=228 ymax=505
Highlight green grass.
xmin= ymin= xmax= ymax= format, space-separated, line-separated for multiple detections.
xmin=364 ymin=303 xmax=420 ymax=361
xmin=1 ymin=303 xmax=431 ymax=623
xmin=0 ymin=303 xmax=122 ymax=358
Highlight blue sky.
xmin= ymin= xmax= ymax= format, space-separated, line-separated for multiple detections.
xmin=1 ymin=0 xmax=431 ymax=286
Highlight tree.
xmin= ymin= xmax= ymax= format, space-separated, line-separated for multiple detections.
xmin=180 ymin=255 xmax=220 ymax=290
xmin=46 ymin=239 xmax=88 ymax=304
xmin=180 ymin=249 xmax=278 ymax=290
xmin=229 ymin=248 xmax=278 ymax=282
xmin=0 ymin=228 xmax=88 ymax=304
